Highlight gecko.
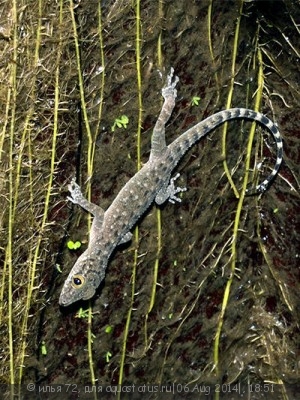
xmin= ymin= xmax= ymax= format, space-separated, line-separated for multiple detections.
xmin=59 ymin=68 xmax=283 ymax=306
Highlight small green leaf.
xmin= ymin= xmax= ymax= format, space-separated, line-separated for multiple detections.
xmin=41 ymin=341 xmax=47 ymax=356
xmin=121 ymin=115 xmax=129 ymax=123
xmin=105 ymin=351 xmax=112 ymax=363
xmin=191 ymin=96 xmax=201 ymax=106
xmin=55 ymin=264 xmax=62 ymax=273
xmin=76 ymin=307 xmax=90 ymax=319
xmin=91 ymin=333 xmax=96 ymax=343
xmin=105 ymin=325 xmax=113 ymax=334
xmin=111 ymin=115 xmax=129 ymax=132
xmin=67 ymin=240 xmax=81 ymax=250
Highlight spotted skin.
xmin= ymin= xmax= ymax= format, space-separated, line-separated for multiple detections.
xmin=59 ymin=68 xmax=283 ymax=306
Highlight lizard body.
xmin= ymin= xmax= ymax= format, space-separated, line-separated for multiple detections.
xmin=59 ymin=68 xmax=283 ymax=306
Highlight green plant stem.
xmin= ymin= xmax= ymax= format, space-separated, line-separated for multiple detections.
xmin=7 ymin=0 xmax=18 ymax=388
xmin=144 ymin=0 xmax=164 ymax=350
xmin=213 ymin=7 xmax=265 ymax=390
xmin=118 ymin=0 xmax=142 ymax=394
xmin=221 ymin=0 xmax=244 ymax=199
xmin=69 ymin=0 xmax=99 ymax=389
xmin=17 ymin=0 xmax=43 ymax=386
xmin=207 ymin=0 xmax=220 ymax=105
xmin=214 ymin=0 xmax=243 ymax=367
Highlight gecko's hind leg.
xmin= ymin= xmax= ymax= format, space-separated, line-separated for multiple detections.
xmin=155 ymin=173 xmax=187 ymax=205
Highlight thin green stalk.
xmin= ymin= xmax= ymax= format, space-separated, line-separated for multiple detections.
xmin=17 ymin=0 xmax=43 ymax=385
xmin=95 ymin=2 xmax=106 ymax=144
xmin=117 ymin=232 xmax=138 ymax=399
xmin=144 ymin=0 xmax=164 ymax=350
xmin=7 ymin=0 xmax=18 ymax=387
xmin=17 ymin=0 xmax=63 ymax=385
xmin=213 ymin=11 xmax=264 ymax=387
xmin=85 ymin=4 xmax=107 ymax=393
xmin=144 ymin=207 xmax=161 ymax=350
xmin=0 ymin=9 xmax=16 ymax=333
xmin=207 ymin=0 xmax=220 ymax=105
xmin=156 ymin=0 xmax=163 ymax=66
xmin=69 ymin=0 xmax=93 ymax=182
xmin=118 ymin=0 xmax=142 ymax=392
xmin=69 ymin=0 xmax=97 ymax=387
xmin=221 ymin=0 xmax=244 ymax=199
xmin=87 ymin=303 xmax=97 ymax=400
xmin=135 ymin=0 xmax=142 ymax=172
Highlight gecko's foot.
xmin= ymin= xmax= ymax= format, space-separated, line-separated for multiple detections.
xmin=67 ymin=178 xmax=105 ymax=217
xmin=162 ymin=67 xmax=179 ymax=101
xmin=67 ymin=178 xmax=85 ymax=204
xmin=155 ymin=173 xmax=187 ymax=205
xmin=168 ymin=173 xmax=187 ymax=203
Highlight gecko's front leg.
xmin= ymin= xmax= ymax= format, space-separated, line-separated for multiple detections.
xmin=68 ymin=178 xmax=104 ymax=221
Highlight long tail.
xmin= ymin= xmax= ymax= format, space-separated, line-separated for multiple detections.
xmin=168 ymin=108 xmax=283 ymax=194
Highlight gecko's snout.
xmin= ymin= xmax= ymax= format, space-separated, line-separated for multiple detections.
xmin=59 ymin=278 xmax=96 ymax=306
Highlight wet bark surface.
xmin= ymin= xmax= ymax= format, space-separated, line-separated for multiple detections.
xmin=0 ymin=0 xmax=299 ymax=398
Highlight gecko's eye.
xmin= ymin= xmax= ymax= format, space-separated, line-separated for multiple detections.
xmin=72 ymin=274 xmax=85 ymax=288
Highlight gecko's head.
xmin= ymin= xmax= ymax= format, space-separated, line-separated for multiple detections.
xmin=59 ymin=255 xmax=106 ymax=307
